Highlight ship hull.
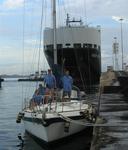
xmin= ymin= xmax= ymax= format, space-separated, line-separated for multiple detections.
xmin=44 ymin=47 xmax=101 ymax=91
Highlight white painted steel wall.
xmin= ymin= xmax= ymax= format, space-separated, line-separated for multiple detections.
xmin=44 ymin=26 xmax=101 ymax=48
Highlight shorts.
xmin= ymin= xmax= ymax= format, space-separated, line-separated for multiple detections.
xmin=63 ymin=91 xmax=71 ymax=98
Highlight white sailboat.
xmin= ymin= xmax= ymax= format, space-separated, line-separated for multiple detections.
xmin=17 ymin=90 xmax=97 ymax=143
xmin=17 ymin=0 xmax=98 ymax=143
xmin=20 ymin=99 xmax=96 ymax=142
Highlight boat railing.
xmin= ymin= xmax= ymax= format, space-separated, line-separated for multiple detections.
xmin=44 ymin=95 xmax=92 ymax=113
xmin=23 ymin=97 xmax=30 ymax=109
xmin=23 ymin=91 xmax=92 ymax=114
xmin=57 ymin=101 xmax=82 ymax=113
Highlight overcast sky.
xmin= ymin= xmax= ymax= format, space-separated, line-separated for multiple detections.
xmin=0 ymin=0 xmax=128 ymax=75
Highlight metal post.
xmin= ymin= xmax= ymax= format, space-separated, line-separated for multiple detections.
xmin=97 ymin=86 xmax=102 ymax=116
xmin=53 ymin=0 xmax=57 ymax=64
xmin=66 ymin=13 xmax=70 ymax=26
xmin=113 ymin=37 xmax=119 ymax=71
xmin=119 ymin=18 xmax=124 ymax=70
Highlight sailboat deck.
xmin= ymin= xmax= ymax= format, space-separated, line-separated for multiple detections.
xmin=24 ymin=100 xmax=91 ymax=119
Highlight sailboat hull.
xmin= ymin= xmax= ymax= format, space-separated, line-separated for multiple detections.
xmin=23 ymin=118 xmax=87 ymax=142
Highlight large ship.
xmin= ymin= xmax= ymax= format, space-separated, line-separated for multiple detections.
xmin=44 ymin=14 xmax=101 ymax=91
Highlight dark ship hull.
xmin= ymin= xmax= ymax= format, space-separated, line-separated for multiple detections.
xmin=44 ymin=47 xmax=101 ymax=91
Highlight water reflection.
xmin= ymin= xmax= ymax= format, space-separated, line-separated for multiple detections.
xmin=90 ymin=126 xmax=118 ymax=150
xmin=90 ymin=94 xmax=128 ymax=150
xmin=17 ymin=132 xmax=43 ymax=150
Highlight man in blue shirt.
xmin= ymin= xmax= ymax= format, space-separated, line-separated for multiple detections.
xmin=44 ymin=69 xmax=56 ymax=102
xmin=62 ymin=70 xmax=73 ymax=100
xmin=44 ymin=69 xmax=56 ymax=89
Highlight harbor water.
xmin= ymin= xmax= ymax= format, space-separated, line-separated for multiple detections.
xmin=0 ymin=79 xmax=128 ymax=150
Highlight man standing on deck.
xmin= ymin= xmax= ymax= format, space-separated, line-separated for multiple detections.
xmin=44 ymin=69 xmax=56 ymax=89
xmin=62 ymin=70 xmax=73 ymax=100
xmin=44 ymin=69 xmax=56 ymax=102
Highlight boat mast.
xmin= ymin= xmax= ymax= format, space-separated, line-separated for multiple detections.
xmin=53 ymin=0 xmax=57 ymax=64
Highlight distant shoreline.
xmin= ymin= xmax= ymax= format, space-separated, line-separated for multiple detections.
xmin=0 ymin=75 xmax=28 ymax=78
